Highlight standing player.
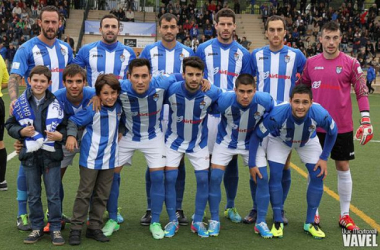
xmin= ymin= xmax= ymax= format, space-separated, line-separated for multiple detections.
xmin=196 ymin=8 xmax=251 ymax=223
xmin=246 ymin=15 xmax=306 ymax=225
xmin=0 ymin=55 xmax=9 ymax=191
xmin=74 ymin=13 xmax=136 ymax=229
xmin=208 ymin=74 xmax=274 ymax=236
xmin=163 ymin=57 xmax=220 ymax=238
xmin=8 ymin=5 xmax=73 ymax=231
xmin=301 ymin=21 xmax=373 ymax=231
xmin=249 ymin=84 xmax=337 ymax=239
xmin=139 ymin=13 xmax=194 ymax=226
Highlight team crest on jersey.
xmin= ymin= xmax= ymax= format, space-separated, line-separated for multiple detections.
xmin=284 ymin=55 xmax=290 ymax=63
xmin=308 ymin=125 xmax=316 ymax=132
xmin=179 ymin=53 xmax=184 ymax=61
xmin=254 ymin=112 xmax=262 ymax=120
xmin=199 ymin=100 xmax=206 ymax=109
xmin=336 ymin=66 xmax=343 ymax=74
xmin=234 ymin=53 xmax=240 ymax=61
xmin=213 ymin=67 xmax=219 ymax=75
xmin=232 ymin=124 xmax=238 ymax=130
xmin=131 ymin=111 xmax=138 ymax=116
xmin=61 ymin=48 xmax=67 ymax=56
xmin=153 ymin=94 xmax=159 ymax=101
xmin=120 ymin=54 xmax=125 ymax=62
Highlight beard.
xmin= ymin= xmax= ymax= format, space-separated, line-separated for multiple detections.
xmin=42 ymin=28 xmax=58 ymax=40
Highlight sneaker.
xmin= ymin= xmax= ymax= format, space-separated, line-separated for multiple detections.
xmin=224 ymin=207 xmax=242 ymax=223
xmin=281 ymin=210 xmax=289 ymax=225
xmin=339 ymin=215 xmax=360 ymax=231
xmin=86 ymin=228 xmax=110 ymax=242
xmin=102 ymin=219 xmax=120 ymax=237
xmin=0 ymin=180 xmax=8 ymax=191
xmin=243 ymin=209 xmax=257 ymax=224
xmin=62 ymin=213 xmax=71 ymax=224
xmin=69 ymin=229 xmax=81 ymax=245
xmin=50 ymin=230 xmax=65 ymax=246
xmin=149 ymin=222 xmax=164 ymax=240
xmin=24 ymin=229 xmax=44 ymax=244
xmin=191 ymin=221 xmax=209 ymax=238
xmin=208 ymin=220 xmax=220 ymax=237
xmin=117 ymin=207 xmax=124 ymax=224
xmin=17 ymin=214 xmax=32 ymax=231
xmin=304 ymin=223 xmax=325 ymax=239
xmin=314 ymin=214 xmax=320 ymax=225
xmin=270 ymin=222 xmax=284 ymax=238
xmin=164 ymin=221 xmax=179 ymax=238
xmin=140 ymin=210 xmax=151 ymax=226
xmin=176 ymin=209 xmax=188 ymax=226
xmin=254 ymin=222 xmax=273 ymax=238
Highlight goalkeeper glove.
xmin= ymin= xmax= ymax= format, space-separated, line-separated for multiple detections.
xmin=355 ymin=117 xmax=373 ymax=145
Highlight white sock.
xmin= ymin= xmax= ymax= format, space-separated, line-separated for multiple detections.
xmin=337 ymin=170 xmax=352 ymax=216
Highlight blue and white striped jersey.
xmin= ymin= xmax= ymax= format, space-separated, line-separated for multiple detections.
xmin=69 ymin=103 xmax=122 ymax=170
xmin=139 ymin=41 xmax=194 ymax=76
xmin=54 ymin=87 xmax=95 ymax=117
xmin=73 ymin=41 xmax=136 ymax=87
xmin=216 ymin=91 xmax=274 ymax=150
xmin=251 ymin=45 xmax=306 ymax=103
xmin=119 ymin=74 xmax=181 ymax=142
xmin=196 ymin=38 xmax=251 ymax=90
xmin=10 ymin=37 xmax=73 ymax=92
xmin=165 ymin=82 xmax=221 ymax=153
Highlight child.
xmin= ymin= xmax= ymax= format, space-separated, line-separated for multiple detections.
xmin=6 ymin=65 xmax=67 ymax=246
xmin=67 ymin=74 xmax=123 ymax=246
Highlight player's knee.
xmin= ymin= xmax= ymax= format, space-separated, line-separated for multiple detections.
xmin=210 ymin=169 xmax=224 ymax=185
xmin=165 ymin=170 xmax=178 ymax=184
xmin=195 ymin=170 xmax=208 ymax=185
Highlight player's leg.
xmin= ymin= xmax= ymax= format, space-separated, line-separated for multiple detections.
xmin=223 ymin=155 xmax=241 ymax=223
xmin=0 ymin=97 xmax=7 ymax=191
xmin=175 ymin=157 xmax=187 ymax=225
xmin=141 ymin=167 xmax=152 ymax=225
xmin=17 ymin=164 xmax=31 ymax=231
xmin=281 ymin=152 xmax=292 ymax=225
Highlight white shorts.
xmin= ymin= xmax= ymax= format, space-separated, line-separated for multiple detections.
xmin=60 ymin=146 xmax=80 ymax=168
xmin=211 ymin=142 xmax=249 ymax=166
xmin=267 ymin=135 xmax=322 ymax=165
xmin=207 ymin=115 xmax=221 ymax=153
xmin=166 ymin=146 xmax=210 ymax=171
xmin=118 ymin=133 xmax=166 ymax=168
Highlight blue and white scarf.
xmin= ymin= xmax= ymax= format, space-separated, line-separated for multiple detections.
xmin=13 ymin=91 xmax=64 ymax=152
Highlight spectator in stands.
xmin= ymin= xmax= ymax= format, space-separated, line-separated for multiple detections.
xmin=208 ymin=1 xmax=217 ymax=12
xmin=204 ymin=25 xmax=213 ymax=39
xmin=6 ymin=43 xmax=16 ymax=70
xmin=126 ymin=8 xmax=134 ymax=22
xmin=64 ymin=35 xmax=75 ymax=51
xmin=183 ymin=19 xmax=192 ymax=31
xmin=234 ymin=0 xmax=240 ymax=14
xmin=191 ymin=36 xmax=199 ymax=51
xmin=0 ymin=42 xmax=6 ymax=59
xmin=22 ymin=25 xmax=31 ymax=41
xmin=0 ymin=19 xmax=7 ymax=34
xmin=240 ymin=36 xmax=251 ymax=50
xmin=199 ymin=34 xmax=207 ymax=44
xmin=366 ymin=65 xmax=376 ymax=94
xmin=12 ymin=3 xmax=22 ymax=17
xmin=184 ymin=36 xmax=191 ymax=47
xmin=117 ymin=8 xmax=126 ymax=21
xmin=341 ymin=34 xmax=348 ymax=53
xmin=190 ymin=23 xmax=199 ymax=39
xmin=306 ymin=44 xmax=315 ymax=57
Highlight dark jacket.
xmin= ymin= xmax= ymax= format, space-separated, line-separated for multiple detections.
xmin=5 ymin=88 xmax=67 ymax=168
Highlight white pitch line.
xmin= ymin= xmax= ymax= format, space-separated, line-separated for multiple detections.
xmin=354 ymin=139 xmax=380 ymax=143
xmin=7 ymin=151 xmax=17 ymax=161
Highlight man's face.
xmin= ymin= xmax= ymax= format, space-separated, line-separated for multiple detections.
xmin=183 ymin=66 xmax=203 ymax=92
xmin=63 ymin=73 xmax=85 ymax=99
xmin=319 ymin=29 xmax=341 ymax=56
xmin=235 ymin=84 xmax=255 ymax=107
xmin=215 ymin=16 xmax=236 ymax=43
xmin=266 ymin=20 xmax=286 ymax=49
xmin=128 ymin=65 xmax=152 ymax=95
xmin=290 ymin=93 xmax=312 ymax=119
xmin=100 ymin=18 xmax=119 ymax=44
xmin=159 ymin=18 xmax=178 ymax=43
xmin=38 ymin=11 xmax=61 ymax=40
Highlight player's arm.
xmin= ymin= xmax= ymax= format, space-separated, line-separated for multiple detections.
xmin=8 ymin=73 xmax=22 ymax=104
xmin=299 ymin=59 xmax=311 ymax=86
xmin=250 ymin=51 xmax=258 ymax=77
xmin=241 ymin=51 xmax=252 ymax=74
xmin=72 ymin=47 xmax=87 ymax=67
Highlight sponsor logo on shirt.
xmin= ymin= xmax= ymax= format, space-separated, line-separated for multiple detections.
xmin=34 ymin=51 xmax=46 ymax=56
xmin=208 ymin=53 xmax=218 ymax=56
xmin=133 ymin=109 xmax=161 ymax=117
xmin=312 ymin=81 xmax=321 ymax=88
xmin=11 ymin=62 xmax=20 ymax=69
xmin=217 ymin=69 xmax=239 ymax=77
xmin=92 ymin=54 xmax=103 ymax=57
xmin=176 ymin=115 xmax=202 ymax=124
xmin=258 ymin=57 xmax=268 ymax=60
xmin=314 ymin=66 xmax=324 ymax=70
xmin=269 ymin=73 xmax=290 ymax=80
xmin=153 ymin=53 xmax=163 ymax=57
xmin=51 ymin=67 xmax=64 ymax=73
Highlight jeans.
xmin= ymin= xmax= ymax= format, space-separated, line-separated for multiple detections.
xmin=23 ymin=153 xmax=61 ymax=231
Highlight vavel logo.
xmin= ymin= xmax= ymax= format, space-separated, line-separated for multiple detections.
xmin=342 ymin=229 xmax=378 ymax=247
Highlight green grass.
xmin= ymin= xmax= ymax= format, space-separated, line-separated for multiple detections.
xmin=0 ymin=90 xmax=379 ymax=249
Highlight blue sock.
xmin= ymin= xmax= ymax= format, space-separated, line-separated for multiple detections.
xmin=256 ymin=167 xmax=269 ymax=224
xmin=145 ymin=167 xmax=151 ymax=210
xmin=150 ymin=170 xmax=165 ymax=223
xmin=281 ymin=168 xmax=291 ymax=211
xmin=107 ymin=173 xmax=120 ymax=221
xmin=224 ymin=157 xmax=238 ymax=208
xmin=305 ymin=163 xmax=324 ymax=224
xmin=17 ymin=165 xmax=27 ymax=216
xmin=175 ymin=161 xmax=186 ymax=210
xmin=209 ymin=168 xmax=224 ymax=221
xmin=60 ymin=182 xmax=64 ymax=213
xmin=165 ymin=169 xmax=178 ymax=222
xmin=249 ymin=176 xmax=257 ymax=210
xmin=194 ymin=170 xmax=208 ymax=223
xmin=268 ymin=161 xmax=284 ymax=223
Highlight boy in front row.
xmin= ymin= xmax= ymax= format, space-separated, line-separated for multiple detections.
xmin=6 ymin=65 xmax=67 ymax=245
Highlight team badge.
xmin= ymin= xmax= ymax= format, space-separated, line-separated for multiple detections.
xmin=336 ymin=66 xmax=343 ymax=74
xmin=61 ymin=48 xmax=67 ymax=56
xmin=308 ymin=125 xmax=316 ymax=132
xmin=153 ymin=94 xmax=159 ymax=101
xmin=131 ymin=111 xmax=138 ymax=116
xmin=234 ymin=52 xmax=240 ymax=61
xmin=284 ymin=55 xmax=290 ymax=63
xmin=120 ymin=54 xmax=125 ymax=62
xmin=232 ymin=124 xmax=238 ymax=130
xmin=179 ymin=53 xmax=184 ymax=61
xmin=199 ymin=100 xmax=206 ymax=109
xmin=254 ymin=112 xmax=261 ymax=120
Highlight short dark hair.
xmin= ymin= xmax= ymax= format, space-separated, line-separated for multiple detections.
xmin=63 ymin=64 xmax=86 ymax=82
xmin=321 ymin=21 xmax=341 ymax=36
xmin=265 ymin=15 xmax=286 ymax=31
xmin=29 ymin=65 xmax=52 ymax=82
xmin=290 ymin=84 xmax=313 ymax=99
xmin=95 ymin=74 xmax=121 ymax=96
xmin=128 ymin=58 xmax=151 ymax=75
xmin=159 ymin=13 xmax=179 ymax=26
xmin=235 ymin=74 xmax=255 ymax=88
xmin=215 ymin=8 xmax=235 ymax=23
xmin=39 ymin=5 xmax=60 ymax=21
xmin=100 ymin=14 xmax=120 ymax=28
xmin=183 ymin=56 xmax=204 ymax=72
